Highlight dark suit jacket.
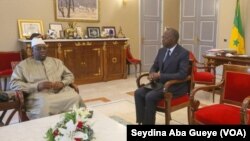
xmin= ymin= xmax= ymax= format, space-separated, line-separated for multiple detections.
xmin=150 ymin=44 xmax=189 ymax=97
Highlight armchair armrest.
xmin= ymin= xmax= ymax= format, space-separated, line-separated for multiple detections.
xmin=136 ymin=73 xmax=149 ymax=88
xmin=188 ymin=81 xmax=223 ymax=118
xmin=163 ymin=75 xmax=191 ymax=93
xmin=162 ymin=75 xmax=191 ymax=108
xmin=196 ymin=66 xmax=215 ymax=70
xmin=190 ymin=81 xmax=224 ymax=101
xmin=241 ymin=96 xmax=250 ymax=124
xmin=69 ymin=83 xmax=79 ymax=94
xmin=196 ymin=60 xmax=215 ymax=66
xmin=13 ymin=91 xmax=28 ymax=122
xmin=194 ymin=61 xmax=216 ymax=73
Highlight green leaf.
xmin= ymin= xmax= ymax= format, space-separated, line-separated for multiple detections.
xmin=45 ymin=128 xmax=55 ymax=141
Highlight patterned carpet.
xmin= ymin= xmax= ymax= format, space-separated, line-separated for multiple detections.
xmin=89 ymin=99 xmax=186 ymax=125
xmin=109 ymin=115 xmax=133 ymax=125
xmin=85 ymin=88 xmax=218 ymax=125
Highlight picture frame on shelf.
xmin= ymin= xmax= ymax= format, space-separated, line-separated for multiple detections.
xmin=87 ymin=27 xmax=100 ymax=38
xmin=49 ymin=23 xmax=63 ymax=39
xmin=18 ymin=19 xmax=44 ymax=39
xmin=54 ymin=0 xmax=99 ymax=22
xmin=102 ymin=26 xmax=116 ymax=38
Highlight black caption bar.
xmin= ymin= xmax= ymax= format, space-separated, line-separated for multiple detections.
xmin=127 ymin=125 xmax=250 ymax=141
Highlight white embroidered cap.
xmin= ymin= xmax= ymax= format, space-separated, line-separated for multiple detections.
xmin=31 ymin=38 xmax=46 ymax=47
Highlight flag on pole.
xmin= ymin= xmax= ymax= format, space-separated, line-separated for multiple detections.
xmin=229 ymin=0 xmax=245 ymax=54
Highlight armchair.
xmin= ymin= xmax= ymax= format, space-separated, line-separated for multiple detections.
xmin=126 ymin=45 xmax=141 ymax=77
xmin=0 ymin=91 xmax=24 ymax=126
xmin=189 ymin=52 xmax=216 ymax=102
xmin=7 ymin=60 xmax=82 ymax=122
xmin=0 ymin=51 xmax=21 ymax=91
xmin=136 ymin=60 xmax=192 ymax=124
xmin=189 ymin=64 xmax=250 ymax=125
xmin=15 ymin=83 xmax=81 ymax=122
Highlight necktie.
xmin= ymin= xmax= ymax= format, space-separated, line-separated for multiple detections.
xmin=163 ymin=50 xmax=170 ymax=62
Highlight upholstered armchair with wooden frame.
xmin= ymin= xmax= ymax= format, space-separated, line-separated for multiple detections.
xmin=0 ymin=52 xmax=22 ymax=91
xmin=136 ymin=60 xmax=193 ymax=124
xmin=188 ymin=64 xmax=250 ymax=125
xmin=126 ymin=45 xmax=141 ymax=78
xmin=0 ymin=91 xmax=24 ymax=126
xmin=14 ymin=83 xmax=80 ymax=122
xmin=189 ymin=52 xmax=216 ymax=102
xmin=2 ymin=60 xmax=81 ymax=122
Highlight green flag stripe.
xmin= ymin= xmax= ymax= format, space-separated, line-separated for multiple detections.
xmin=234 ymin=0 xmax=243 ymax=36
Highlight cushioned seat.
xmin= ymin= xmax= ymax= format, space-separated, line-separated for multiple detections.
xmin=189 ymin=52 xmax=216 ymax=102
xmin=193 ymin=71 xmax=215 ymax=82
xmin=157 ymin=94 xmax=189 ymax=108
xmin=189 ymin=64 xmax=250 ymax=125
xmin=195 ymin=104 xmax=250 ymax=124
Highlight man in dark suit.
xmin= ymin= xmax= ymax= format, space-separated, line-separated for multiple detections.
xmin=134 ymin=28 xmax=189 ymax=124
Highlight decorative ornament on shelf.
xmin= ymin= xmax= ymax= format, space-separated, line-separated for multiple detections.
xmin=47 ymin=29 xmax=57 ymax=39
xmin=65 ymin=22 xmax=77 ymax=39
xmin=117 ymin=26 xmax=125 ymax=38
xmin=45 ymin=105 xmax=94 ymax=141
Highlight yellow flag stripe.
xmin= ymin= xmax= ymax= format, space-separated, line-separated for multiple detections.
xmin=228 ymin=0 xmax=245 ymax=54
xmin=229 ymin=27 xmax=245 ymax=54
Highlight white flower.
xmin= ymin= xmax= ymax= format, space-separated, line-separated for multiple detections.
xmin=55 ymin=135 xmax=62 ymax=141
xmin=56 ymin=119 xmax=89 ymax=141
xmin=72 ymin=106 xmax=91 ymax=122
xmin=45 ymin=105 xmax=94 ymax=141
xmin=74 ymin=132 xmax=89 ymax=140
xmin=57 ymin=120 xmax=76 ymax=140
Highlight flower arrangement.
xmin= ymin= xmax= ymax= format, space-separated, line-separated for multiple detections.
xmin=45 ymin=106 xmax=94 ymax=141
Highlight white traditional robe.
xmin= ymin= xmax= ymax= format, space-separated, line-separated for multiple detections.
xmin=10 ymin=57 xmax=85 ymax=119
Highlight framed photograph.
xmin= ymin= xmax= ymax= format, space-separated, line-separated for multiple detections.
xmin=18 ymin=19 xmax=44 ymax=39
xmin=54 ymin=0 xmax=99 ymax=22
xmin=102 ymin=26 xmax=116 ymax=38
xmin=87 ymin=27 xmax=100 ymax=38
xmin=49 ymin=23 xmax=63 ymax=38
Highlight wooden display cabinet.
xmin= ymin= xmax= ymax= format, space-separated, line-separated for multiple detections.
xmin=104 ymin=41 xmax=127 ymax=81
xmin=18 ymin=38 xmax=128 ymax=84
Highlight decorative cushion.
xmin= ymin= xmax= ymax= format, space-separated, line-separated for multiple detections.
xmin=195 ymin=104 xmax=250 ymax=124
xmin=157 ymin=93 xmax=189 ymax=109
xmin=193 ymin=71 xmax=215 ymax=82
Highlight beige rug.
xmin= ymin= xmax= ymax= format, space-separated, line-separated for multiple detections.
xmin=88 ymin=99 xmax=189 ymax=125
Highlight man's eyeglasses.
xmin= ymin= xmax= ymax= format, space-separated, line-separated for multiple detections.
xmin=33 ymin=45 xmax=48 ymax=51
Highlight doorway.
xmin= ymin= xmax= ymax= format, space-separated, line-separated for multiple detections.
xmin=179 ymin=0 xmax=218 ymax=62
xmin=140 ymin=0 xmax=163 ymax=71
